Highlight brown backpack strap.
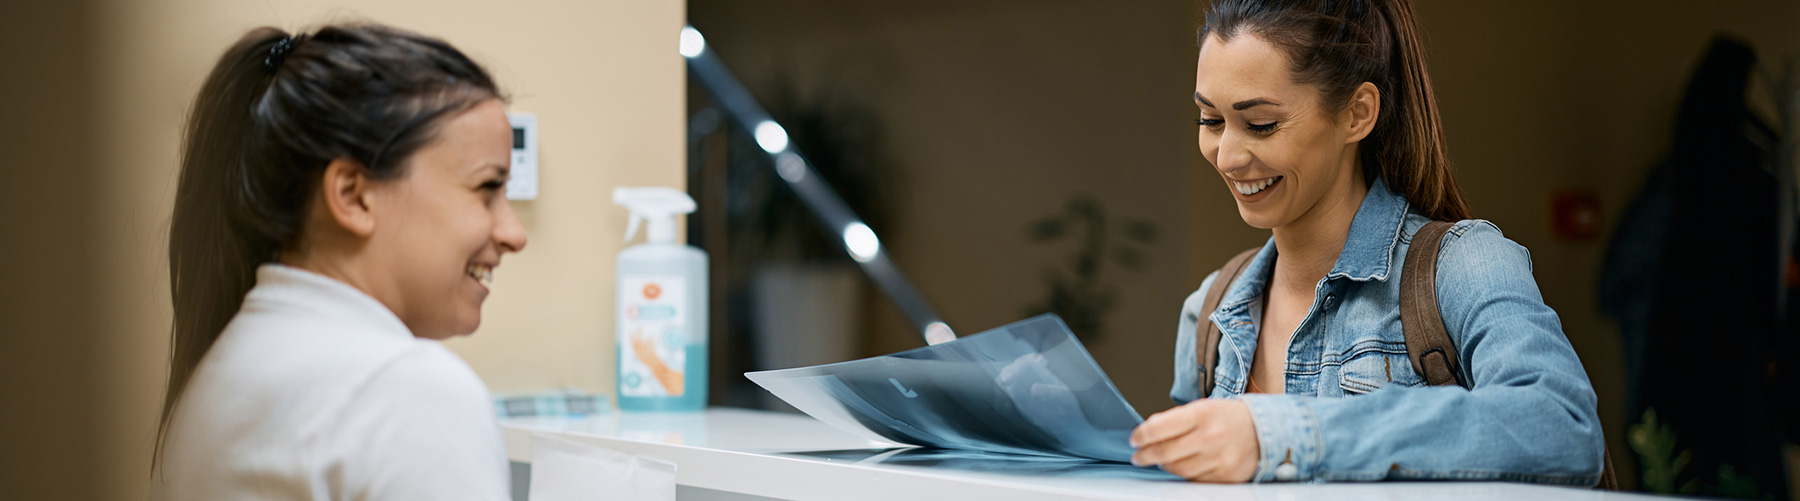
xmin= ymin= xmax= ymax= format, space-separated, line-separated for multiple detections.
xmin=1399 ymin=220 xmax=1618 ymax=489
xmin=1598 ymin=451 xmax=1618 ymax=490
xmin=1400 ymin=220 xmax=1466 ymax=389
xmin=1196 ymin=247 xmax=1260 ymax=398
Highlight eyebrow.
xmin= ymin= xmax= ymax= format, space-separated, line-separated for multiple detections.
xmin=472 ymin=162 xmax=510 ymax=178
xmin=1194 ymin=93 xmax=1282 ymax=111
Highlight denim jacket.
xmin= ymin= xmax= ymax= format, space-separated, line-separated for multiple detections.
xmin=1170 ymin=178 xmax=1606 ymax=485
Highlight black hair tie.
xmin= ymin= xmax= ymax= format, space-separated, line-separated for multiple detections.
xmin=264 ymin=36 xmax=298 ymax=72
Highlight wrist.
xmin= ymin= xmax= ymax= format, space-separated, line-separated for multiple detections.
xmin=1236 ymin=394 xmax=1322 ymax=482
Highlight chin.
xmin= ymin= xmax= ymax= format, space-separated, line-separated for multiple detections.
xmin=416 ymin=316 xmax=480 ymax=340
xmin=1236 ymin=206 xmax=1280 ymax=230
xmin=450 ymin=313 xmax=482 ymax=338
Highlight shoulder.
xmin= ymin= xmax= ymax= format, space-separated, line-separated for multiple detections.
xmin=332 ymin=341 xmax=500 ymax=467
xmin=1184 ymin=245 xmax=1265 ymax=317
xmin=335 ymin=342 xmax=509 ymax=499
xmin=1407 ymin=217 xmax=1549 ymax=330
xmin=1412 ymin=218 xmax=1534 ymax=277
xmin=354 ymin=341 xmax=492 ymax=415
xmin=1184 ymin=270 xmax=1220 ymax=320
xmin=182 ymin=311 xmax=442 ymax=422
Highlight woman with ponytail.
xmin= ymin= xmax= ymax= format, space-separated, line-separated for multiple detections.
xmin=153 ymin=23 xmax=525 ymax=499
xmin=1130 ymin=0 xmax=1608 ymax=485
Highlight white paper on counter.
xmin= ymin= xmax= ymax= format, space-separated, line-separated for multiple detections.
xmin=528 ymin=433 xmax=675 ymax=501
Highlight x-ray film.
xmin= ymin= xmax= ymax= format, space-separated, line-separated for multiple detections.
xmin=744 ymin=314 xmax=1143 ymax=463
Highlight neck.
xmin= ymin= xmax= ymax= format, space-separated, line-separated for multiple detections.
xmin=279 ymin=238 xmax=383 ymax=311
xmin=1268 ymin=169 xmax=1368 ymax=297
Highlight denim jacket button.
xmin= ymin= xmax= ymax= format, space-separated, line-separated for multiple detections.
xmin=1322 ymin=294 xmax=1338 ymax=309
xmin=1275 ymin=461 xmax=1298 ymax=481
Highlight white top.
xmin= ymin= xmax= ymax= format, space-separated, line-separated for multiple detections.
xmin=152 ymin=264 xmax=509 ymax=501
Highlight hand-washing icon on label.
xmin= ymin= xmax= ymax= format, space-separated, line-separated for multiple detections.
xmin=888 ymin=378 xmax=918 ymax=398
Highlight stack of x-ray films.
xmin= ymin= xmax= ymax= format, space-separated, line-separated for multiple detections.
xmin=746 ymin=314 xmax=1145 ymax=463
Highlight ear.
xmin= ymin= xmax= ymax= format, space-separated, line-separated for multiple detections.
xmin=1344 ymin=81 xmax=1380 ymax=144
xmin=318 ymin=158 xmax=378 ymax=238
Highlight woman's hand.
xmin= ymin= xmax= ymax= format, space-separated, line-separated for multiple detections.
xmin=1129 ymin=398 xmax=1260 ymax=482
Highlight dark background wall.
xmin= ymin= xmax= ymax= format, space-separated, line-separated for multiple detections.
xmin=690 ymin=0 xmax=1800 ymax=490
xmin=0 ymin=1 xmax=102 ymax=499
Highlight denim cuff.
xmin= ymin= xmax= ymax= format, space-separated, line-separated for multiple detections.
xmin=1237 ymin=394 xmax=1322 ymax=483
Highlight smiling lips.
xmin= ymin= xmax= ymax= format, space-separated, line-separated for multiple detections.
xmin=1233 ymin=176 xmax=1283 ymax=196
xmin=465 ymin=263 xmax=494 ymax=285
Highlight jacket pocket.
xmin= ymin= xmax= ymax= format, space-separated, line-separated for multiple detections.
xmin=1338 ymin=349 xmax=1422 ymax=395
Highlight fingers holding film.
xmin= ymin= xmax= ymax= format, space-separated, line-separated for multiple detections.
xmin=1129 ymin=406 xmax=1198 ymax=448
xmin=1131 ymin=420 xmax=1211 ymax=466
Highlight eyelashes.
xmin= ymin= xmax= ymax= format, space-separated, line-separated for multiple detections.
xmin=1195 ymin=118 xmax=1279 ymax=135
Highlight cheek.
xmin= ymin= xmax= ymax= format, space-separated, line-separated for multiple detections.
xmin=463 ymin=204 xmax=501 ymax=247
xmin=1261 ymin=130 xmax=1328 ymax=176
xmin=399 ymin=197 xmax=487 ymax=280
xmin=434 ymin=196 xmax=492 ymax=247
xmin=1292 ymin=130 xmax=1343 ymax=176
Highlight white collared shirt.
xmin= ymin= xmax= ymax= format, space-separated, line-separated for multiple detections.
xmin=152 ymin=264 xmax=509 ymax=500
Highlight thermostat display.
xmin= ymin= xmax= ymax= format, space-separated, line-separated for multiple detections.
xmin=507 ymin=112 xmax=538 ymax=200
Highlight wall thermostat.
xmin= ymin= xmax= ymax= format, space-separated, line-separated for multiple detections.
xmin=507 ymin=112 xmax=538 ymax=200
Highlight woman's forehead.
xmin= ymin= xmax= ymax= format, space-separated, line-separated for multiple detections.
xmin=414 ymin=102 xmax=511 ymax=175
xmin=1195 ymin=33 xmax=1304 ymax=105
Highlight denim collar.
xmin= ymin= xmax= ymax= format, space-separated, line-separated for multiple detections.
xmin=1328 ymin=176 xmax=1410 ymax=282
xmin=1211 ymin=177 xmax=1410 ymax=318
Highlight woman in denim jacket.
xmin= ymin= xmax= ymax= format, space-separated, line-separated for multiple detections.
xmin=1127 ymin=0 xmax=1607 ymax=485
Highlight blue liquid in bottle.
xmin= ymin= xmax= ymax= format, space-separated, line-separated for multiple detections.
xmin=615 ymin=241 xmax=708 ymax=412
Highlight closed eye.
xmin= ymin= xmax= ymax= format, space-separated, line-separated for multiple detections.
xmin=1196 ymin=118 xmax=1224 ymax=128
xmin=1247 ymin=122 xmax=1278 ymax=134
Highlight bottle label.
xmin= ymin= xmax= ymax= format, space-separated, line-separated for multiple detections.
xmin=619 ymin=275 xmax=686 ymax=397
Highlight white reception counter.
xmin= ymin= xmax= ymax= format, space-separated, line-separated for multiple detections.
xmin=501 ymin=407 xmax=1662 ymax=501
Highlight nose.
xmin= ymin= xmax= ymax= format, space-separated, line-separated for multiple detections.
xmin=1213 ymin=128 xmax=1254 ymax=175
xmin=494 ymin=199 xmax=528 ymax=253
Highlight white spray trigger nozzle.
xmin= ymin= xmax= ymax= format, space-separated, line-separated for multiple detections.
xmin=613 ymin=187 xmax=696 ymax=244
xmin=623 ymin=212 xmax=644 ymax=242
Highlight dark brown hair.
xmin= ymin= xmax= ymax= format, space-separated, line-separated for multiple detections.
xmin=159 ymin=23 xmax=500 ymax=466
xmin=1202 ymin=0 xmax=1471 ymax=221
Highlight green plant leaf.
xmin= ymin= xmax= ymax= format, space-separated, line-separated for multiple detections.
xmin=1629 ymin=407 xmax=1698 ymax=495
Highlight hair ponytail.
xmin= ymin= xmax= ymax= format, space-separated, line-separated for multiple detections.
xmin=1202 ymin=0 xmax=1472 ymax=221
xmin=158 ymin=28 xmax=291 ymax=470
xmin=1366 ymin=0 xmax=1469 ymax=221
xmin=157 ymin=23 xmax=501 ymax=472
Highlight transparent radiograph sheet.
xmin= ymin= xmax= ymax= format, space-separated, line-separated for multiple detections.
xmin=744 ymin=314 xmax=1143 ymax=463
xmin=784 ymin=448 xmax=1179 ymax=481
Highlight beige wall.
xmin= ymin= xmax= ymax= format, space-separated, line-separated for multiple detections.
xmin=0 ymin=1 xmax=683 ymax=499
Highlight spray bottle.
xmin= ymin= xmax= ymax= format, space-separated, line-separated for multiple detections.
xmin=613 ymin=187 xmax=708 ymax=412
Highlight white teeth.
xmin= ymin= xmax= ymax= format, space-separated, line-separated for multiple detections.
xmin=466 ymin=264 xmax=493 ymax=285
xmin=1233 ymin=177 xmax=1280 ymax=195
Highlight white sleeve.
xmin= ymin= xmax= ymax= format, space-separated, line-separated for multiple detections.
xmin=334 ymin=343 xmax=510 ymax=500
